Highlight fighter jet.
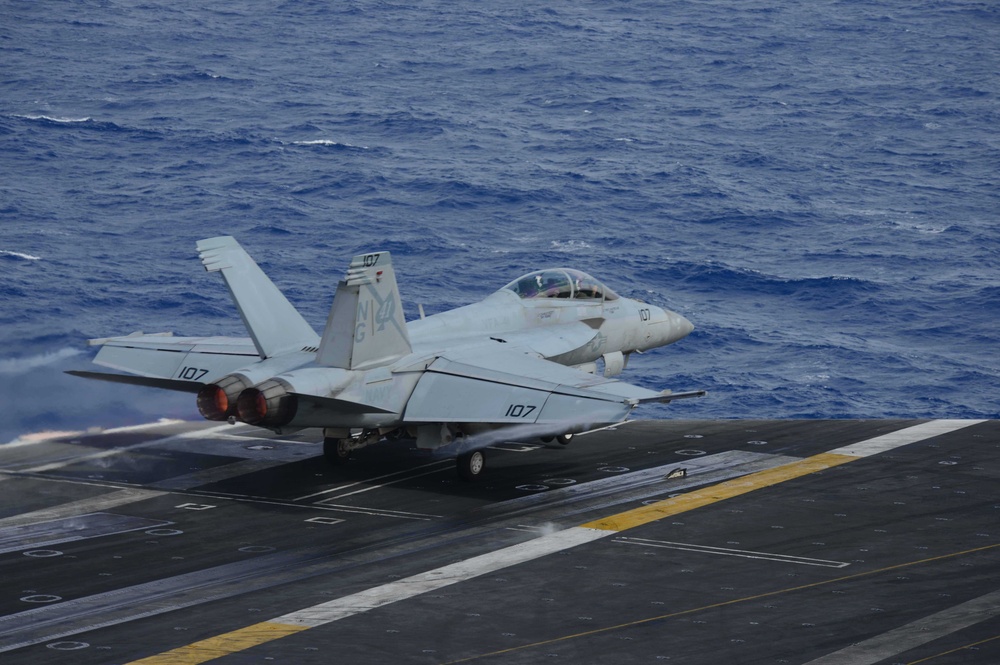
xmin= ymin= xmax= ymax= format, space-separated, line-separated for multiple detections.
xmin=69 ymin=236 xmax=702 ymax=479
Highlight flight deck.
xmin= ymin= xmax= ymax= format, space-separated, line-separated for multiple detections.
xmin=0 ymin=418 xmax=997 ymax=664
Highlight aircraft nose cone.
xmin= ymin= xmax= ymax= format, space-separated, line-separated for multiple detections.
xmin=657 ymin=310 xmax=694 ymax=346
xmin=676 ymin=313 xmax=694 ymax=338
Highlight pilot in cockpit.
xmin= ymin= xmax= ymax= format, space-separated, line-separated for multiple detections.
xmin=505 ymin=269 xmax=616 ymax=301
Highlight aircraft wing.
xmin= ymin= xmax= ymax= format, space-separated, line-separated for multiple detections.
xmin=402 ymin=347 xmax=690 ymax=427
xmin=69 ymin=333 xmax=259 ymax=391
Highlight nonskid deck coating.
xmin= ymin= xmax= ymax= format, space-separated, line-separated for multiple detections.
xmin=0 ymin=418 xmax=996 ymax=664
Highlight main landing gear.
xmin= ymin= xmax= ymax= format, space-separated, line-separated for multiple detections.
xmin=456 ymin=449 xmax=485 ymax=481
xmin=322 ymin=437 xmax=351 ymax=464
xmin=322 ymin=428 xmax=383 ymax=464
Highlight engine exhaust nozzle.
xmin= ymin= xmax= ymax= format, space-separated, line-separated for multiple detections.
xmin=236 ymin=379 xmax=297 ymax=427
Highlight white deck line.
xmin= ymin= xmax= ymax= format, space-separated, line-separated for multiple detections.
xmin=803 ymin=589 xmax=1000 ymax=665
xmin=274 ymin=526 xmax=609 ymax=628
xmin=614 ymin=537 xmax=850 ymax=568
xmin=831 ymin=419 xmax=987 ymax=458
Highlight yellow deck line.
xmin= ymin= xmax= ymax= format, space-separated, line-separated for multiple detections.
xmin=581 ymin=451 xmax=856 ymax=531
xmin=128 ymin=621 xmax=306 ymax=665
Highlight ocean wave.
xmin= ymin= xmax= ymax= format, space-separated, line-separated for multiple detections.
xmin=886 ymin=218 xmax=956 ymax=234
xmin=14 ymin=114 xmax=92 ymax=124
xmin=287 ymin=139 xmax=370 ymax=149
xmin=549 ymin=239 xmax=593 ymax=252
xmin=12 ymin=114 xmax=153 ymax=135
xmin=0 ymin=250 xmax=41 ymax=261
xmin=122 ymin=71 xmax=250 ymax=86
xmin=247 ymin=224 xmax=295 ymax=236
xmin=668 ymin=261 xmax=877 ymax=301
xmin=1 ymin=0 xmax=996 ymax=426
xmin=406 ymin=178 xmax=564 ymax=209
xmin=0 ymin=348 xmax=83 ymax=376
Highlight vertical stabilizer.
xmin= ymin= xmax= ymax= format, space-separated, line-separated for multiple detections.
xmin=316 ymin=251 xmax=412 ymax=370
xmin=197 ymin=236 xmax=318 ymax=359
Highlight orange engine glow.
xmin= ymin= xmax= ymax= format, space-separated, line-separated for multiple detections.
xmin=237 ymin=388 xmax=267 ymax=424
xmin=196 ymin=384 xmax=230 ymax=421
xmin=234 ymin=380 xmax=297 ymax=427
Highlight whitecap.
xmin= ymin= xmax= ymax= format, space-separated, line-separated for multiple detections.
xmin=0 ymin=348 xmax=83 ymax=376
xmin=290 ymin=139 xmax=369 ymax=149
xmin=0 ymin=250 xmax=41 ymax=260
xmin=889 ymin=219 xmax=953 ymax=234
xmin=293 ymin=139 xmax=340 ymax=146
xmin=15 ymin=114 xmax=92 ymax=123
xmin=550 ymin=239 xmax=593 ymax=252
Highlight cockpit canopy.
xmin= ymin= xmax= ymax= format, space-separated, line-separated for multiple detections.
xmin=502 ymin=269 xmax=619 ymax=301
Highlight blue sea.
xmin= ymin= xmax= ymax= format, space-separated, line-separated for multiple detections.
xmin=2 ymin=1 xmax=998 ymax=443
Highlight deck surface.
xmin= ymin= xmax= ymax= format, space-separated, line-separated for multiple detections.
xmin=1 ymin=418 xmax=997 ymax=664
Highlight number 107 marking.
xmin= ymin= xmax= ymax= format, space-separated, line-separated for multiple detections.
xmin=505 ymin=404 xmax=537 ymax=418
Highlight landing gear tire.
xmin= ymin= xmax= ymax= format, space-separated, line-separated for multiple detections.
xmin=323 ymin=437 xmax=350 ymax=465
xmin=457 ymin=450 xmax=485 ymax=481
xmin=556 ymin=433 xmax=574 ymax=446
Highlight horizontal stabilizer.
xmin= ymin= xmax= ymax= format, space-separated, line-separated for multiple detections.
xmin=630 ymin=389 xmax=707 ymax=405
xmin=65 ymin=370 xmax=204 ymax=393
xmin=85 ymin=334 xmax=258 ymax=385
xmin=86 ymin=331 xmax=173 ymax=347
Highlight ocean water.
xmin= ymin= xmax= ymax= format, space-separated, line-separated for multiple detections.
xmin=2 ymin=1 xmax=998 ymax=442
